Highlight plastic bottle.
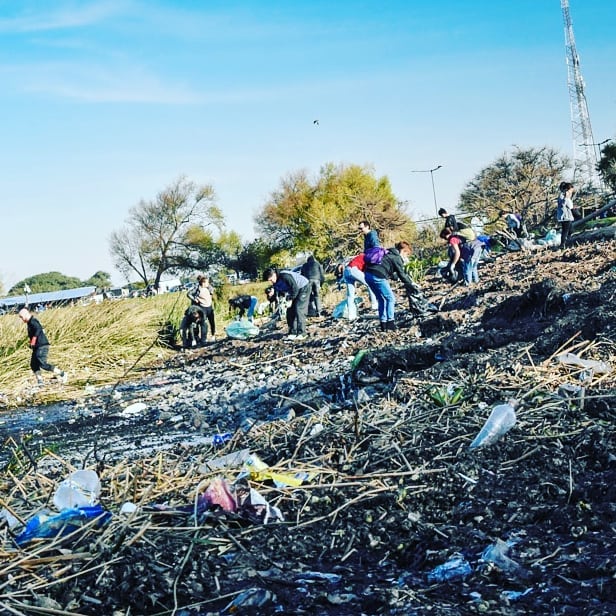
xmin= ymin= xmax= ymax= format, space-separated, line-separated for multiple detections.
xmin=556 ymin=352 xmax=611 ymax=375
xmin=469 ymin=400 xmax=517 ymax=450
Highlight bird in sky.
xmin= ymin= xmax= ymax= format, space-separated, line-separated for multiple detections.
xmin=313 ymin=119 xmax=319 ymax=125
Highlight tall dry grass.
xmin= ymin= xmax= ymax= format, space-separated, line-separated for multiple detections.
xmin=0 ymin=294 xmax=187 ymax=407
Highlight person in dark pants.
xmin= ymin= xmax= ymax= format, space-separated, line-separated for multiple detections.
xmin=187 ymin=274 xmax=216 ymax=342
xmin=180 ymin=305 xmax=205 ymax=348
xmin=263 ymin=267 xmax=310 ymax=340
xmin=557 ymin=182 xmax=575 ymax=249
xmin=300 ymin=255 xmax=325 ymax=316
xmin=18 ymin=308 xmax=67 ymax=384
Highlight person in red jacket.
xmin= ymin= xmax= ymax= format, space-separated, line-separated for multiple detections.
xmin=343 ymin=253 xmax=378 ymax=321
xmin=18 ymin=308 xmax=67 ymax=385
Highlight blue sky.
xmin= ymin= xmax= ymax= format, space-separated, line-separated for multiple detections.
xmin=1 ymin=0 xmax=614 ymax=290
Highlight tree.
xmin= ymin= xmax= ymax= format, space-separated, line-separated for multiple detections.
xmin=84 ymin=271 xmax=112 ymax=289
xmin=9 ymin=272 xmax=83 ymax=295
xmin=597 ymin=140 xmax=616 ymax=194
xmin=254 ymin=163 xmax=415 ymax=262
xmin=110 ymin=176 xmax=224 ymax=289
xmin=458 ymin=147 xmax=570 ymax=230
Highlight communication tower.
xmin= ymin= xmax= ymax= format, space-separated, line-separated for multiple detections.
xmin=561 ymin=0 xmax=600 ymax=189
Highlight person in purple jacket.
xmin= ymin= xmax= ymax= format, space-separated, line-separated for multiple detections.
xmin=263 ymin=267 xmax=310 ymax=340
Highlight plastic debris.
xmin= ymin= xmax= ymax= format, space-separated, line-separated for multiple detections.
xmin=239 ymin=453 xmax=312 ymax=488
xmin=221 ymin=588 xmax=276 ymax=613
xmin=199 ymin=448 xmax=251 ymax=473
xmin=203 ymin=477 xmax=237 ymax=513
xmin=121 ymin=401 xmax=147 ymax=416
xmin=469 ymin=400 xmax=517 ymax=450
xmin=426 ymin=554 xmax=472 ymax=582
xmin=556 ymin=352 xmax=611 ymax=376
xmin=482 ymin=539 xmax=523 ymax=575
xmin=0 ymin=507 xmax=20 ymax=529
xmin=15 ymin=504 xmax=111 ymax=546
xmin=225 ymin=319 xmax=260 ymax=340
xmin=53 ymin=470 xmax=101 ymax=511
xmin=210 ymin=432 xmax=232 ymax=447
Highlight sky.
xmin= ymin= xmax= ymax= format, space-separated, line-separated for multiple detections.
xmin=1 ymin=0 xmax=615 ymax=291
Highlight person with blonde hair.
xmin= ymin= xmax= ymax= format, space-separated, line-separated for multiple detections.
xmin=18 ymin=308 xmax=67 ymax=385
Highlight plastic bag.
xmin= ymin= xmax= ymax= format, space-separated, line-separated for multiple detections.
xmin=225 ymin=319 xmax=260 ymax=340
xmin=53 ymin=470 xmax=101 ymax=511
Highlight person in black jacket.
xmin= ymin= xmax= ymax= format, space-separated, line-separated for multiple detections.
xmin=300 ymin=255 xmax=325 ymax=317
xmin=364 ymin=241 xmax=416 ymax=331
xmin=438 ymin=208 xmax=459 ymax=232
xmin=263 ymin=268 xmax=310 ymax=340
xmin=18 ymin=308 xmax=67 ymax=384
xmin=228 ymin=295 xmax=258 ymax=321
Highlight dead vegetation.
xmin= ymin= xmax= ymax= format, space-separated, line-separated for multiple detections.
xmin=0 ymin=238 xmax=615 ymax=615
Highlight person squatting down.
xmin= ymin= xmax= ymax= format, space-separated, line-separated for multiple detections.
xmin=440 ymin=227 xmax=484 ymax=286
xmin=300 ymin=254 xmax=325 ymax=317
xmin=263 ymin=267 xmax=310 ymax=340
xmin=364 ymin=241 xmax=416 ymax=331
xmin=228 ymin=295 xmax=258 ymax=322
xmin=180 ymin=305 xmax=206 ymax=348
xmin=343 ymin=253 xmax=378 ymax=321
xmin=187 ymin=274 xmax=216 ymax=341
xmin=18 ymin=308 xmax=68 ymax=385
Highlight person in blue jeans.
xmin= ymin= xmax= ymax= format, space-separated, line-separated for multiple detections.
xmin=364 ymin=241 xmax=415 ymax=331
xmin=228 ymin=295 xmax=258 ymax=322
xmin=343 ymin=253 xmax=378 ymax=321
xmin=440 ymin=228 xmax=483 ymax=286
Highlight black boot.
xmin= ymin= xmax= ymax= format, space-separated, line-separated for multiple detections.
xmin=380 ymin=321 xmax=387 ymax=332
xmin=386 ymin=320 xmax=397 ymax=331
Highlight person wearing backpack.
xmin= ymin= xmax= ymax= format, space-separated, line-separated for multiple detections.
xmin=364 ymin=241 xmax=415 ymax=331
xmin=440 ymin=228 xmax=483 ymax=286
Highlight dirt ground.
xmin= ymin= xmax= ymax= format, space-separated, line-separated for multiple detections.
xmin=1 ymin=237 xmax=615 ymax=615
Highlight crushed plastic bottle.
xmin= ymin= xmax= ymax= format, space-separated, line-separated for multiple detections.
xmin=469 ymin=400 xmax=517 ymax=450
xmin=426 ymin=554 xmax=472 ymax=582
xmin=556 ymin=352 xmax=611 ymax=375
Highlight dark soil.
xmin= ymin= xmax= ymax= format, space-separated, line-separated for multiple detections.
xmin=1 ymin=238 xmax=615 ymax=615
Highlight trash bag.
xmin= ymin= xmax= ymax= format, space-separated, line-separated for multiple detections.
xmin=225 ymin=319 xmax=260 ymax=340
xmin=406 ymin=285 xmax=438 ymax=316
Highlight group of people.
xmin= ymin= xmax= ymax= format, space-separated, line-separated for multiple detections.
xmin=263 ymin=221 xmax=422 ymax=339
xmin=180 ymin=274 xmax=217 ymax=348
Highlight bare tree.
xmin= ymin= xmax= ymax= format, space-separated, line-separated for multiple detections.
xmin=110 ymin=177 xmax=223 ymax=289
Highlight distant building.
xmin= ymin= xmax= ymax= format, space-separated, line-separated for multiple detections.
xmin=0 ymin=286 xmax=97 ymax=312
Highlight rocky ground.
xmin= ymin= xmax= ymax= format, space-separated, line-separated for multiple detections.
xmin=0 ymin=236 xmax=615 ymax=615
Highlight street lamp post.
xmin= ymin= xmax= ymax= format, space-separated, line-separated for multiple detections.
xmin=411 ymin=165 xmax=443 ymax=215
